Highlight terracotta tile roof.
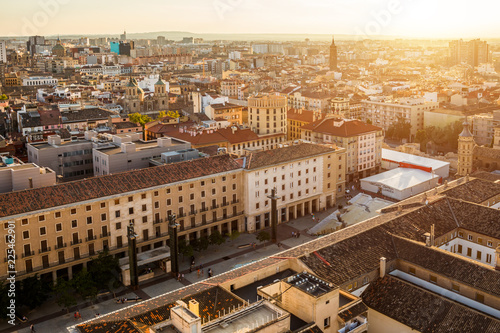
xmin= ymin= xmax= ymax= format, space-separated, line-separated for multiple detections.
xmin=473 ymin=145 xmax=500 ymax=161
xmin=441 ymin=179 xmax=500 ymax=203
xmin=301 ymin=118 xmax=382 ymax=137
xmin=472 ymin=171 xmax=500 ymax=182
xmin=362 ymin=276 xmax=500 ymax=333
xmin=246 ymin=143 xmax=338 ymax=169
xmin=77 ymin=320 xmax=142 ymax=333
xmin=0 ymin=155 xmax=241 ymax=218
xmin=61 ymin=108 xmax=115 ymax=123
xmin=299 ymin=227 xmax=397 ymax=286
xmin=338 ymin=302 xmax=368 ymax=322
xmin=296 ymin=324 xmax=324 ymax=333
xmin=287 ymin=108 xmax=323 ymax=123
xmin=393 ymin=237 xmax=500 ymax=296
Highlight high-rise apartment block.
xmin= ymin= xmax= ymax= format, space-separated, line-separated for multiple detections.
xmin=449 ymin=39 xmax=490 ymax=67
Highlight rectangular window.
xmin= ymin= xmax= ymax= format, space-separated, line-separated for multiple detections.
xmin=86 ymin=205 xmax=91 ymax=212
xmin=114 ymin=199 xmax=120 ymax=205
xmin=486 ymin=254 xmax=492 ymax=263
xmin=86 ymin=217 xmax=92 ymax=224
xmin=452 ymin=283 xmax=460 ymax=292
xmin=22 ymin=218 xmax=28 ymax=225
xmin=71 ymin=208 xmax=77 ymax=215
xmin=100 ymin=202 xmax=106 ymax=208
xmin=429 ymin=275 xmax=437 ymax=284
xmin=55 ymin=212 xmax=61 ymax=218
xmin=409 ymin=267 xmax=416 ymax=275
xmin=38 ymin=215 xmax=45 ymax=222
xmin=324 ymin=317 xmax=330 ymax=329
xmin=56 ymin=223 xmax=62 ymax=232
xmin=116 ymin=222 xmax=122 ymax=230
xmin=155 ymin=201 xmax=159 ymax=209
xmin=129 ymin=207 xmax=134 ymax=214
xmin=476 ymin=293 xmax=484 ymax=303
xmin=141 ymin=193 xmax=146 ymax=199
xmin=468 ymin=234 xmax=473 ymax=241
xmin=458 ymin=244 xmax=462 ymax=253
xmin=115 ymin=210 xmax=121 ymax=218
xmin=476 ymin=251 xmax=482 ymax=260
xmin=128 ymin=196 xmax=133 ymax=202
xmin=142 ymin=204 xmax=147 ymax=212
xmin=467 ymin=248 xmax=472 ymax=257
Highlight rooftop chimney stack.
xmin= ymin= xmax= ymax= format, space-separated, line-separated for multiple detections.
xmin=495 ymin=246 xmax=500 ymax=271
xmin=430 ymin=224 xmax=435 ymax=247
xmin=380 ymin=257 xmax=387 ymax=278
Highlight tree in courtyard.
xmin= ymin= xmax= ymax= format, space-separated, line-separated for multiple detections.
xmin=72 ymin=269 xmax=98 ymax=303
xmin=209 ymin=230 xmax=226 ymax=246
xmin=19 ymin=275 xmax=47 ymax=310
xmin=88 ymin=250 xmax=120 ymax=287
xmin=54 ymin=278 xmax=77 ymax=313
xmin=256 ymin=231 xmax=271 ymax=246
xmin=179 ymin=238 xmax=194 ymax=261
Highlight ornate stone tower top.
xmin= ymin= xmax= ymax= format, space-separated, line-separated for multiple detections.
xmin=330 ymin=35 xmax=338 ymax=71
xmin=457 ymin=117 xmax=475 ymax=177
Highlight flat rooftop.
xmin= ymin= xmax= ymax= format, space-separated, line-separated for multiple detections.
xmin=96 ymin=139 xmax=187 ymax=155
xmin=203 ymin=301 xmax=286 ymax=333
xmin=287 ymin=272 xmax=335 ymax=297
xmin=382 ymin=148 xmax=450 ymax=171
xmin=361 ymin=168 xmax=439 ymax=191
xmin=30 ymin=139 xmax=91 ymax=150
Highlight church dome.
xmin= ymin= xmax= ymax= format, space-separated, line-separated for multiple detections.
xmin=459 ymin=120 xmax=473 ymax=137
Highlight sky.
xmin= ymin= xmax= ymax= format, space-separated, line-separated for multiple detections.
xmin=1 ymin=0 xmax=498 ymax=39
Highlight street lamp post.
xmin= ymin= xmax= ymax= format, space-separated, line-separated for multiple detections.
xmin=168 ymin=214 xmax=180 ymax=278
xmin=267 ymin=188 xmax=279 ymax=243
xmin=127 ymin=222 xmax=139 ymax=290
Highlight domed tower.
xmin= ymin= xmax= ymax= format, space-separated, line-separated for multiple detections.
xmin=52 ymin=37 xmax=65 ymax=57
xmin=457 ymin=117 xmax=475 ymax=177
xmin=124 ymin=77 xmax=144 ymax=113
xmin=154 ymin=76 xmax=168 ymax=111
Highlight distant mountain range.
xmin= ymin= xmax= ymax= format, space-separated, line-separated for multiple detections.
xmin=3 ymin=31 xmax=500 ymax=42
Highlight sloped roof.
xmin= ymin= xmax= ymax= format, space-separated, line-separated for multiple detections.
xmin=302 ymin=118 xmax=382 ymax=137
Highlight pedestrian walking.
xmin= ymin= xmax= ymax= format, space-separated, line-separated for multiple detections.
xmin=197 ymin=268 xmax=201 ymax=278
xmin=292 ymin=231 xmax=295 ymax=238
xmin=74 ymin=312 xmax=78 ymax=320
xmin=30 ymin=324 xmax=35 ymax=332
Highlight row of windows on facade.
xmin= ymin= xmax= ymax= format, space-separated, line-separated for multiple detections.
xmin=62 ymin=149 xmax=92 ymax=157
xmin=442 ymin=230 xmax=497 ymax=248
xmin=231 ymin=137 xmax=284 ymax=149
xmin=407 ymin=266 xmax=486 ymax=303
xmin=64 ymin=169 xmax=93 ymax=178
xmin=16 ymin=196 xmax=239 ymax=228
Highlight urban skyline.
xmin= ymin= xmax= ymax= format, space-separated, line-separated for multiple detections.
xmin=2 ymin=0 xmax=500 ymax=39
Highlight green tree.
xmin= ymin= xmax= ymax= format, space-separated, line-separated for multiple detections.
xmin=72 ymin=269 xmax=98 ymax=303
xmin=0 ymin=94 xmax=8 ymax=100
xmin=0 ymin=282 xmax=10 ymax=319
xmin=54 ymin=278 xmax=77 ymax=313
xmin=88 ymin=250 xmax=119 ymax=287
xmin=128 ymin=113 xmax=153 ymax=127
xmin=256 ymin=231 xmax=271 ymax=246
xmin=167 ymin=110 xmax=180 ymax=118
xmin=157 ymin=111 xmax=167 ymax=119
xmin=179 ymin=238 xmax=194 ymax=260
xmin=227 ymin=230 xmax=241 ymax=241
xmin=19 ymin=275 xmax=47 ymax=310
xmin=387 ymin=116 xmax=411 ymax=142
xmin=209 ymin=230 xmax=226 ymax=246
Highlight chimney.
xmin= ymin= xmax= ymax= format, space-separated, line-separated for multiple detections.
xmin=495 ymin=246 xmax=500 ymax=271
xmin=231 ymin=127 xmax=236 ymax=134
xmin=188 ymin=299 xmax=199 ymax=317
xmin=380 ymin=257 xmax=386 ymax=278
xmin=28 ymin=178 xmax=33 ymax=189
xmin=430 ymin=224 xmax=435 ymax=247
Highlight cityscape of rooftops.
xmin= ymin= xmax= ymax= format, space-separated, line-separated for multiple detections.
xmin=0 ymin=1 xmax=499 ymax=332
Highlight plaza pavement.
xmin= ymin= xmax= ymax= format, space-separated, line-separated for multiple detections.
xmin=1 ymin=193 xmax=353 ymax=333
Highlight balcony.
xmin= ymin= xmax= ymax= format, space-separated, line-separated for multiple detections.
xmin=22 ymin=251 xmax=35 ymax=258
xmin=4 ymin=255 xmax=17 ymax=262
xmin=221 ymin=202 xmax=230 ymax=207
xmin=338 ymin=316 xmax=368 ymax=333
xmin=55 ymin=243 xmax=67 ymax=250
xmin=153 ymin=218 xmax=164 ymax=225
xmin=100 ymin=232 xmax=111 ymax=238
xmin=85 ymin=236 xmax=97 ymax=242
xmin=38 ymin=247 xmax=51 ymax=254
xmin=189 ymin=210 xmax=198 ymax=216
xmin=71 ymin=239 xmax=82 ymax=246
xmin=178 ymin=213 xmax=186 ymax=218
xmin=200 ymin=207 xmax=209 ymax=213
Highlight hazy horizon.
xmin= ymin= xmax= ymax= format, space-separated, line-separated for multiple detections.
xmin=2 ymin=0 xmax=499 ymax=39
